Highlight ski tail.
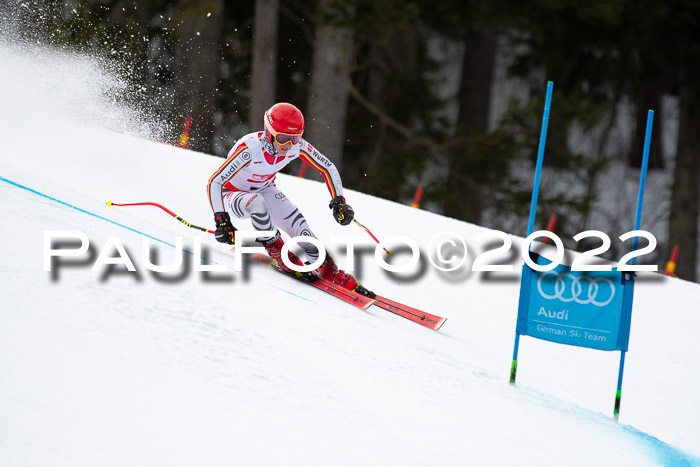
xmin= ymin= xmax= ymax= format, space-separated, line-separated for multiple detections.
xmin=248 ymin=251 xmax=375 ymax=310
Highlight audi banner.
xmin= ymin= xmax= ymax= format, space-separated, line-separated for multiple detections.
xmin=515 ymin=253 xmax=635 ymax=351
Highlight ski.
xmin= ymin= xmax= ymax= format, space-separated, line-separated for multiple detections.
xmin=373 ymin=295 xmax=447 ymax=331
xmin=244 ymin=251 xmax=446 ymax=329
xmin=247 ymin=253 xmax=375 ymax=310
xmin=304 ymin=276 xmax=376 ymax=310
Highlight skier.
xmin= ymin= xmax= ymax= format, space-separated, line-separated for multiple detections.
xmin=207 ymin=102 xmax=374 ymax=298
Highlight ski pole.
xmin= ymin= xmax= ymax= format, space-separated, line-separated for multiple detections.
xmin=106 ymin=200 xmax=215 ymax=234
xmin=353 ymin=219 xmax=391 ymax=256
xmin=108 ymin=201 xmax=389 ymax=256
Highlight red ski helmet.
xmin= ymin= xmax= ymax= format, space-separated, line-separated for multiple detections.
xmin=264 ymin=102 xmax=305 ymax=145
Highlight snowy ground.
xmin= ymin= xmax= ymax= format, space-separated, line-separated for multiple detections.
xmin=1 ymin=41 xmax=699 ymax=466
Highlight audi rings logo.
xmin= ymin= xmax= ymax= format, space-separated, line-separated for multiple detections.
xmin=537 ymin=271 xmax=615 ymax=307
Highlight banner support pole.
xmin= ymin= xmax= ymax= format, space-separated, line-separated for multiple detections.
xmin=614 ymin=109 xmax=653 ymax=420
xmin=510 ymin=81 xmax=554 ymax=385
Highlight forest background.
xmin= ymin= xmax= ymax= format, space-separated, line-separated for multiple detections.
xmin=4 ymin=0 xmax=700 ymax=281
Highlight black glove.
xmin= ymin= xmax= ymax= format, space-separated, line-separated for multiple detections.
xmin=214 ymin=211 xmax=236 ymax=244
xmin=329 ymin=196 xmax=354 ymax=226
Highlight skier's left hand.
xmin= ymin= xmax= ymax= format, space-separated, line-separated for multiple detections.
xmin=329 ymin=196 xmax=354 ymax=226
xmin=214 ymin=211 xmax=237 ymax=244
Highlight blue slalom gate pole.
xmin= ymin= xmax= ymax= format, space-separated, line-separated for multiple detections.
xmin=614 ymin=109 xmax=653 ymax=420
xmin=527 ymin=81 xmax=555 ymax=237
xmin=510 ymin=81 xmax=554 ymax=385
xmin=633 ymin=110 xmax=654 ymax=243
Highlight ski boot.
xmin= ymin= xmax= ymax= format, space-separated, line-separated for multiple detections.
xmin=315 ymin=255 xmax=375 ymax=298
xmin=259 ymin=231 xmax=317 ymax=282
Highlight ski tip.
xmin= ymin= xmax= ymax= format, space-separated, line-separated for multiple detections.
xmin=106 ymin=200 xmax=113 ymax=206
xmin=434 ymin=318 xmax=447 ymax=331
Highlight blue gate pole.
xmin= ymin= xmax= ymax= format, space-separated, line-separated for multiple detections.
xmin=510 ymin=81 xmax=554 ymax=385
xmin=527 ymin=81 xmax=555 ymax=237
xmin=614 ymin=109 xmax=653 ymax=420
xmin=633 ymin=110 xmax=654 ymax=239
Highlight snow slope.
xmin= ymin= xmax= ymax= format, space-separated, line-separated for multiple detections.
xmin=1 ymin=41 xmax=699 ymax=466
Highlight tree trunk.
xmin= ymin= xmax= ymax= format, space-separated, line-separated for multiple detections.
xmin=443 ymin=27 xmax=497 ymax=224
xmin=668 ymin=82 xmax=700 ymax=281
xmin=456 ymin=31 xmax=495 ymax=135
xmin=304 ymin=24 xmax=354 ymax=174
xmin=362 ymin=30 xmax=418 ymax=182
xmin=249 ymin=0 xmax=279 ymax=129
xmin=173 ymin=0 xmax=223 ymax=154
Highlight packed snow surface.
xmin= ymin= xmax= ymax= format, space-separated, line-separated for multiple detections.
xmin=1 ymin=41 xmax=699 ymax=466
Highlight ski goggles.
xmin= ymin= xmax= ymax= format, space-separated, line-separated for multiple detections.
xmin=271 ymin=131 xmax=302 ymax=146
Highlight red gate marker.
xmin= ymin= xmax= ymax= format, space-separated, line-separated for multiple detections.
xmin=411 ymin=186 xmax=424 ymax=209
xmin=177 ymin=116 xmax=193 ymax=148
xmin=664 ymin=245 xmax=679 ymax=276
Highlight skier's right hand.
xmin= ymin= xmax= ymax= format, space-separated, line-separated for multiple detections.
xmin=214 ymin=211 xmax=236 ymax=244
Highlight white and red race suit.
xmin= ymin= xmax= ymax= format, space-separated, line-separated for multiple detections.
xmin=206 ymin=131 xmax=345 ymax=262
